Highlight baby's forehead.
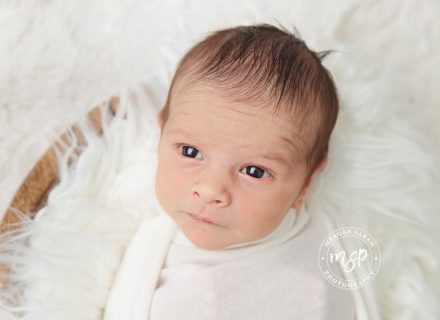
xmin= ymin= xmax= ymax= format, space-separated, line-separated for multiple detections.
xmin=172 ymin=79 xmax=286 ymax=118
xmin=169 ymin=77 xmax=313 ymax=146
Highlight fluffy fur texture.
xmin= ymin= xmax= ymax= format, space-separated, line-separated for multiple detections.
xmin=1 ymin=1 xmax=439 ymax=319
xmin=0 ymin=80 xmax=166 ymax=319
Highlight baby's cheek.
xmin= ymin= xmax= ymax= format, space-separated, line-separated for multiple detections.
xmin=235 ymin=204 xmax=271 ymax=237
xmin=257 ymin=212 xmax=282 ymax=237
xmin=155 ymin=160 xmax=179 ymax=208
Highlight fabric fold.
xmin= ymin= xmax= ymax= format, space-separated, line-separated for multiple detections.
xmin=103 ymin=212 xmax=178 ymax=320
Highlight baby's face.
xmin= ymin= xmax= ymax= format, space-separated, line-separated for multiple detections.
xmin=155 ymin=82 xmax=311 ymax=250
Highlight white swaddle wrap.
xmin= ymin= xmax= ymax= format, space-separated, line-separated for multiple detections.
xmin=104 ymin=203 xmax=356 ymax=320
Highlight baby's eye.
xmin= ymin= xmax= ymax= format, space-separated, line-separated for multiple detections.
xmin=180 ymin=145 xmax=204 ymax=160
xmin=180 ymin=145 xmax=270 ymax=179
xmin=240 ymin=166 xmax=271 ymax=179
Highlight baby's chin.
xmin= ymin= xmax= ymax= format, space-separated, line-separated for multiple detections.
xmin=180 ymin=226 xmax=238 ymax=251
xmin=192 ymin=239 xmax=230 ymax=251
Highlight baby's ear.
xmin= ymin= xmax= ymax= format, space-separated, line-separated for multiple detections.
xmin=156 ymin=110 xmax=164 ymax=128
xmin=314 ymin=155 xmax=328 ymax=175
xmin=291 ymin=155 xmax=328 ymax=209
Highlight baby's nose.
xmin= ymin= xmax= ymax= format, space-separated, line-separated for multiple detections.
xmin=192 ymin=185 xmax=230 ymax=207
xmin=193 ymin=191 xmax=224 ymax=205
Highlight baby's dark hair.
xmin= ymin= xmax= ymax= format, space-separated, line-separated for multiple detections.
xmin=161 ymin=23 xmax=339 ymax=181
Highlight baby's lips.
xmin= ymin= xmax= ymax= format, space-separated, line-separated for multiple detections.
xmin=184 ymin=211 xmax=219 ymax=226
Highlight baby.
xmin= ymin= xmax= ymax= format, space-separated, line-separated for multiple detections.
xmin=154 ymin=23 xmax=336 ymax=251
xmin=136 ymin=23 xmax=356 ymax=319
